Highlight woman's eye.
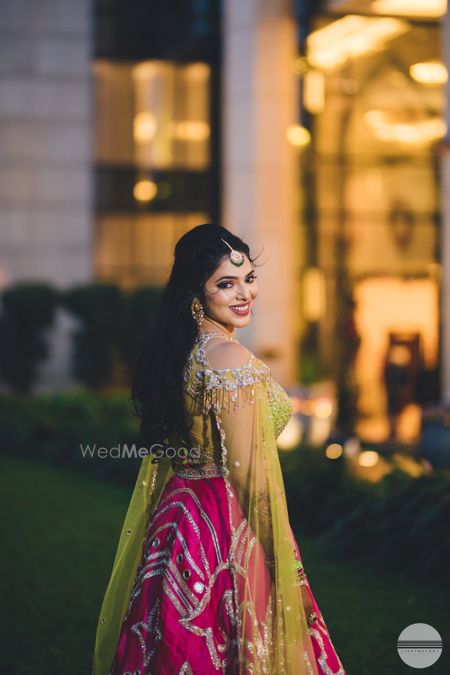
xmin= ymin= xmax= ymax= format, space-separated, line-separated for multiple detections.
xmin=218 ymin=275 xmax=257 ymax=290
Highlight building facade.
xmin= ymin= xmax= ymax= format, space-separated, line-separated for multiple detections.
xmin=0 ymin=0 xmax=448 ymax=444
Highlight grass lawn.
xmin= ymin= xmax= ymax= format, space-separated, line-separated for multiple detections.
xmin=0 ymin=455 xmax=449 ymax=674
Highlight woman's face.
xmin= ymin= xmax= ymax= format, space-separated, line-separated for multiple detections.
xmin=202 ymin=253 xmax=258 ymax=330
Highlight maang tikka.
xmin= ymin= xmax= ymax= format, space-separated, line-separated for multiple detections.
xmin=220 ymin=238 xmax=245 ymax=267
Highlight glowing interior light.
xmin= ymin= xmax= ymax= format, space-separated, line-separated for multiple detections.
xmin=286 ymin=125 xmax=311 ymax=147
xmin=304 ymin=70 xmax=326 ymax=114
xmin=185 ymin=63 xmax=210 ymax=80
xmin=410 ymin=61 xmax=448 ymax=85
xmin=364 ymin=110 xmax=446 ymax=144
xmin=325 ymin=443 xmax=343 ymax=460
xmin=277 ymin=417 xmax=304 ymax=451
xmin=133 ymin=180 xmax=158 ymax=202
xmin=309 ymin=417 xmax=333 ymax=447
xmin=358 ymin=450 xmax=380 ymax=467
xmin=344 ymin=436 xmax=361 ymax=458
xmin=298 ymin=399 xmax=317 ymax=416
xmin=307 ymin=15 xmax=409 ymax=71
xmin=172 ymin=121 xmax=210 ymax=141
xmin=134 ymin=112 xmax=157 ymax=143
xmin=315 ymin=400 xmax=333 ymax=419
xmin=371 ymin=0 xmax=447 ymax=18
xmin=303 ymin=267 xmax=326 ymax=320
xmin=427 ymin=262 xmax=442 ymax=280
xmin=293 ymin=56 xmax=309 ymax=76
xmin=132 ymin=61 xmax=159 ymax=80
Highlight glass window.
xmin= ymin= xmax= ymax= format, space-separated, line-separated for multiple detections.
xmin=93 ymin=59 xmax=212 ymax=287
xmin=94 ymin=212 xmax=209 ymax=288
xmin=94 ymin=59 xmax=211 ymax=170
xmin=299 ymin=7 xmax=444 ymax=441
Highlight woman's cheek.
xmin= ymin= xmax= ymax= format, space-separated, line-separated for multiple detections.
xmin=214 ymin=288 xmax=233 ymax=305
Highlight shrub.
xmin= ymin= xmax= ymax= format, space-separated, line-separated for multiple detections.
xmin=0 ymin=283 xmax=59 ymax=394
xmin=117 ymin=285 xmax=163 ymax=375
xmin=61 ymin=283 xmax=123 ymax=389
xmin=0 ymin=390 xmax=142 ymax=486
xmin=280 ymin=446 xmax=450 ymax=584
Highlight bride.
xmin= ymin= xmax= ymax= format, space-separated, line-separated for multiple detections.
xmin=92 ymin=223 xmax=346 ymax=675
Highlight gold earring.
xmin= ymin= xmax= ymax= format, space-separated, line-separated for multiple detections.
xmin=191 ymin=297 xmax=204 ymax=327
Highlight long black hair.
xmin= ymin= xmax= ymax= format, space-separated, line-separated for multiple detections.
xmin=130 ymin=223 xmax=260 ymax=449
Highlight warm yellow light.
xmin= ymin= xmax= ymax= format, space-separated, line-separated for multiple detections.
xmin=172 ymin=121 xmax=210 ymax=141
xmin=344 ymin=436 xmax=361 ymax=458
xmin=371 ymin=0 xmax=447 ymax=18
xmin=358 ymin=450 xmax=379 ymax=467
xmin=307 ymin=15 xmax=408 ymax=71
xmin=292 ymin=56 xmax=309 ymax=75
xmin=133 ymin=112 xmax=157 ymax=143
xmin=364 ymin=110 xmax=446 ymax=144
xmin=294 ymin=398 xmax=317 ymax=416
xmin=309 ymin=417 xmax=334 ymax=446
xmin=364 ymin=110 xmax=386 ymax=127
xmin=410 ymin=60 xmax=448 ymax=85
xmin=133 ymin=180 xmax=158 ymax=202
xmin=277 ymin=417 xmax=304 ymax=450
xmin=427 ymin=262 xmax=442 ymax=281
xmin=132 ymin=61 xmax=159 ymax=80
xmin=286 ymin=125 xmax=311 ymax=147
xmin=185 ymin=63 xmax=210 ymax=80
xmin=303 ymin=266 xmax=326 ymax=320
xmin=304 ymin=70 xmax=325 ymax=114
xmin=325 ymin=443 xmax=343 ymax=460
xmin=315 ymin=400 xmax=333 ymax=419
xmin=392 ymin=453 xmax=425 ymax=477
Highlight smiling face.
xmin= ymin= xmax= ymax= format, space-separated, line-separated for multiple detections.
xmin=202 ymin=254 xmax=258 ymax=331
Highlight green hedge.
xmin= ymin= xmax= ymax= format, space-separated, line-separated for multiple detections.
xmin=0 ymin=283 xmax=59 ymax=394
xmin=61 ymin=283 xmax=124 ymax=389
xmin=280 ymin=446 xmax=374 ymax=536
xmin=0 ymin=390 xmax=142 ymax=485
xmin=0 ymin=281 xmax=163 ymax=393
xmin=280 ymin=446 xmax=450 ymax=586
xmin=318 ymin=468 xmax=450 ymax=585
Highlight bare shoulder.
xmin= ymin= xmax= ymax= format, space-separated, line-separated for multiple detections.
xmin=206 ymin=338 xmax=252 ymax=370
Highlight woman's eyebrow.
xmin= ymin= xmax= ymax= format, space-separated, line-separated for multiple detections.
xmin=215 ymin=270 xmax=255 ymax=282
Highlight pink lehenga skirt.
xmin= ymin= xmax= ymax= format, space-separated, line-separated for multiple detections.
xmin=108 ymin=474 xmax=345 ymax=675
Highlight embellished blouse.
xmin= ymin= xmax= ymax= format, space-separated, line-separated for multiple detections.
xmin=172 ymin=331 xmax=293 ymax=478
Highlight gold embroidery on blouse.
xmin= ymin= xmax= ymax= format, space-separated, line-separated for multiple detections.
xmin=266 ymin=379 xmax=294 ymax=438
xmin=183 ymin=333 xmax=293 ymax=439
xmin=184 ymin=342 xmax=271 ymax=414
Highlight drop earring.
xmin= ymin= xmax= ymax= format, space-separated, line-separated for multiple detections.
xmin=191 ymin=297 xmax=204 ymax=327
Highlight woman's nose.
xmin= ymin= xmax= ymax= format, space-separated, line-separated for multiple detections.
xmin=235 ymin=284 xmax=251 ymax=301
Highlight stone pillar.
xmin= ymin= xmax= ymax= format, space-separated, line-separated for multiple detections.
xmin=442 ymin=9 xmax=450 ymax=404
xmin=0 ymin=0 xmax=93 ymax=390
xmin=0 ymin=0 xmax=93 ymax=286
xmin=222 ymin=0 xmax=300 ymax=386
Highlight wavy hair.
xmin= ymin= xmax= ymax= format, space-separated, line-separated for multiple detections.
xmin=130 ymin=223 xmax=260 ymax=449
